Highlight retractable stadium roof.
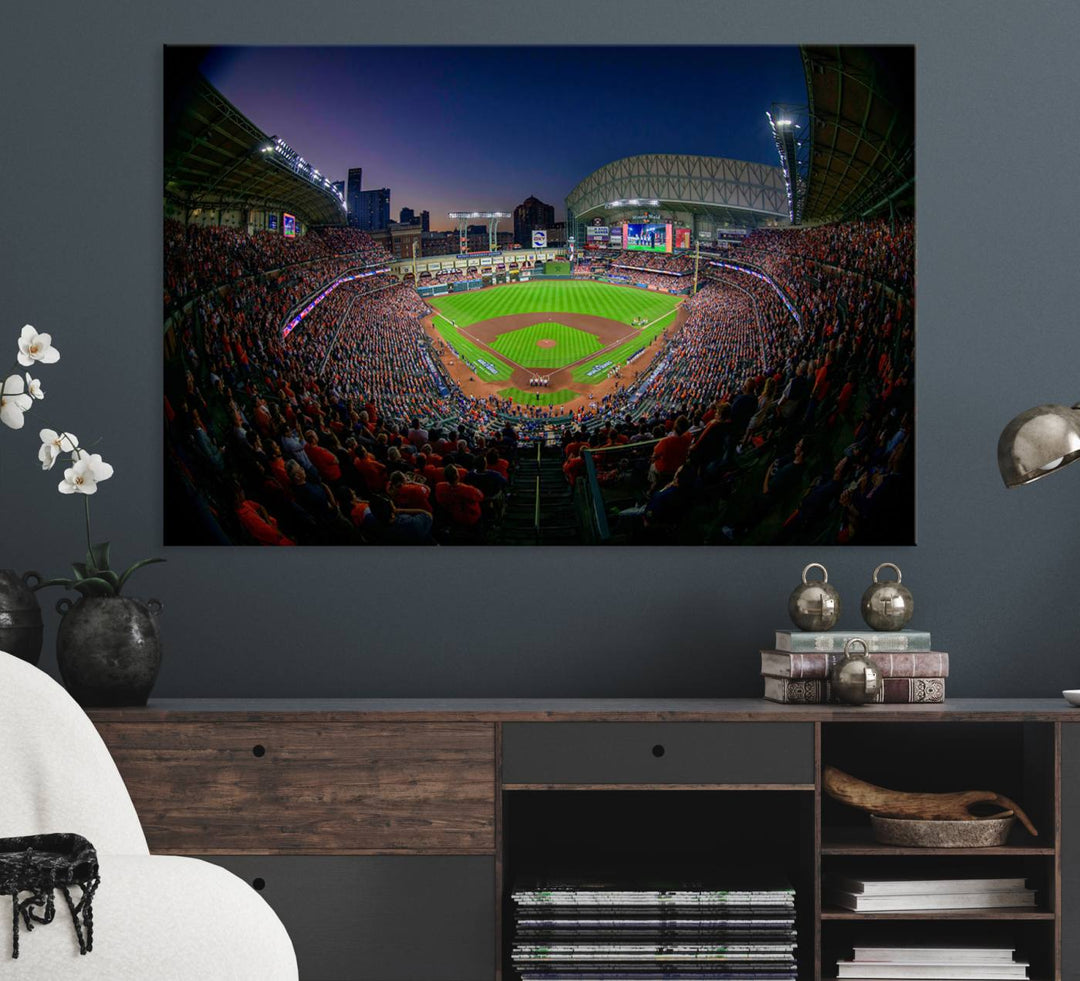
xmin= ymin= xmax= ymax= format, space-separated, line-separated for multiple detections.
xmin=800 ymin=45 xmax=914 ymax=222
xmin=566 ymin=154 xmax=789 ymax=230
xmin=164 ymin=74 xmax=347 ymax=227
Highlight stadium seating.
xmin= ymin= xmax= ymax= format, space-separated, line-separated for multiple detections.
xmin=164 ymin=217 xmax=913 ymax=546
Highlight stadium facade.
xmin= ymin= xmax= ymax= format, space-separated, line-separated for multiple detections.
xmin=565 ymin=155 xmax=789 ymax=249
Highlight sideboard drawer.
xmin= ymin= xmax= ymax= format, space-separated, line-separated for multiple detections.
xmin=95 ymin=722 xmax=495 ymax=854
xmin=501 ymin=722 xmax=814 ymax=786
xmin=208 ymin=855 xmax=494 ymax=981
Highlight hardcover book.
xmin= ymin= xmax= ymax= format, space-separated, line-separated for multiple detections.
xmin=830 ymin=876 xmax=1026 ymax=896
xmin=837 ymin=965 xmax=1027 ymax=980
xmin=762 ymin=676 xmax=946 ymax=704
xmin=825 ymin=889 xmax=1035 ymax=912
xmin=774 ymin=630 xmax=931 ymax=653
xmin=851 ymin=947 xmax=1017 ymax=963
xmin=760 ymin=650 xmax=948 ymax=680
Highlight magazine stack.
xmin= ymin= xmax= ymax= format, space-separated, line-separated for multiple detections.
xmin=835 ymin=945 xmax=1030 ymax=979
xmin=510 ymin=876 xmax=798 ymax=980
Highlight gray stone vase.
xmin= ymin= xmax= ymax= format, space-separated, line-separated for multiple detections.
xmin=0 ymin=569 xmax=45 ymax=666
xmin=55 ymin=596 xmax=163 ymax=707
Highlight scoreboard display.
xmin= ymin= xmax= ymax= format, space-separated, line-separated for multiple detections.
xmin=585 ymin=226 xmax=610 ymax=249
xmin=626 ymin=222 xmax=672 ymax=253
xmin=675 ymin=227 xmax=692 ymax=250
xmin=283 ymin=213 xmax=296 ymax=238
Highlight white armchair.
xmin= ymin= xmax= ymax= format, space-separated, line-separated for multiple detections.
xmin=0 ymin=650 xmax=298 ymax=980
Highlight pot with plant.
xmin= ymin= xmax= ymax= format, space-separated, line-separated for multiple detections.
xmin=41 ymin=529 xmax=165 ymax=708
xmin=2 ymin=323 xmax=165 ymax=705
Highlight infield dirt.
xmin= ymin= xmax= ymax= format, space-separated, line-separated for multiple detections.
xmin=421 ymin=304 xmax=687 ymax=413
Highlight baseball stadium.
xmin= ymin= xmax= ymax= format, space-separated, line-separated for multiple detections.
xmin=164 ymin=45 xmax=914 ymax=547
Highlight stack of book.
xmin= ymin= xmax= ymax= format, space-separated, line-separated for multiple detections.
xmin=836 ymin=945 xmax=1029 ymax=979
xmin=510 ymin=876 xmax=798 ymax=980
xmin=824 ymin=874 xmax=1036 ymax=912
xmin=761 ymin=630 xmax=948 ymax=704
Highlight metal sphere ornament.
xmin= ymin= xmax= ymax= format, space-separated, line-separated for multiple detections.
xmin=860 ymin=562 xmax=914 ymax=631
xmin=830 ymin=638 xmax=884 ymax=706
xmin=787 ymin=562 xmax=841 ymax=632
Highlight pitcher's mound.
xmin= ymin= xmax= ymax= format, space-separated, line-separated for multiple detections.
xmin=536 ymin=338 xmax=557 ymax=348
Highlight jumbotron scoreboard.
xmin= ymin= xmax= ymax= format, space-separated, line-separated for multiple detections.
xmin=586 ymin=222 xmax=693 ymax=252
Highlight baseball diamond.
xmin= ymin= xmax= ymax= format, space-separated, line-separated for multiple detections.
xmin=425 ymin=281 xmax=684 ymax=401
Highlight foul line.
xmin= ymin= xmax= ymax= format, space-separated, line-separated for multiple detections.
xmin=560 ymin=306 xmax=682 ymax=377
xmin=430 ymin=312 xmax=524 ymax=377
xmin=429 ymin=301 xmax=684 ymax=385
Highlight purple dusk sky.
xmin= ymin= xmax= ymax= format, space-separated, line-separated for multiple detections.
xmin=197 ymin=46 xmax=807 ymax=231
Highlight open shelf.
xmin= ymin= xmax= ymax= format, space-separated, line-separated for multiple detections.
xmin=501 ymin=789 xmax=814 ymax=980
xmin=821 ymin=906 xmax=1055 ymax=920
xmin=820 ymin=825 xmax=1054 ymax=856
xmin=493 ymin=718 xmax=1066 ymax=981
xmin=817 ymin=720 xmax=1060 ymax=981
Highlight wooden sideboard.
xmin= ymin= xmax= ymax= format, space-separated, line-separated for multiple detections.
xmin=89 ymin=699 xmax=1080 ymax=981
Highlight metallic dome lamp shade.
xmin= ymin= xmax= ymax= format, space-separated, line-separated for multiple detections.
xmin=997 ymin=403 xmax=1080 ymax=487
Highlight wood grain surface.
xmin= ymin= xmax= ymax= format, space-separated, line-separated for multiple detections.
xmin=95 ymin=721 xmax=495 ymax=854
xmin=86 ymin=697 xmax=1080 ymax=724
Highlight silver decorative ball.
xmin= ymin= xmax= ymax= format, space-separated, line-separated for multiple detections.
xmin=831 ymin=638 xmax=884 ymax=705
xmin=861 ymin=562 xmax=914 ymax=631
xmin=788 ymin=562 xmax=841 ymax=631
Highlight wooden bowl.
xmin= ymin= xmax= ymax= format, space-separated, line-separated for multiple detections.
xmin=870 ymin=813 xmax=1016 ymax=848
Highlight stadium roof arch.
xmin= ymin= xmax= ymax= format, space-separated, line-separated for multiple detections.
xmin=565 ymin=155 xmax=790 ymax=236
xmin=795 ymin=45 xmax=914 ymax=223
xmin=164 ymin=74 xmax=347 ymax=227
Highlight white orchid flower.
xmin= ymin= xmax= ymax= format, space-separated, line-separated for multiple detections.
xmin=38 ymin=429 xmax=79 ymax=470
xmin=25 ymin=373 xmax=44 ymax=400
xmin=58 ymin=450 xmax=114 ymax=495
xmin=0 ymin=374 xmax=33 ymax=430
xmin=17 ymin=325 xmax=60 ymax=367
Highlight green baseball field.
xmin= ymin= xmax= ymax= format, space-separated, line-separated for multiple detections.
xmin=426 ymin=281 xmax=683 ymax=400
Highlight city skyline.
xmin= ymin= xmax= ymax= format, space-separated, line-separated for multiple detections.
xmin=197 ymin=45 xmax=807 ymax=231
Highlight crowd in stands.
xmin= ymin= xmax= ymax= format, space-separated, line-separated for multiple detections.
xmin=165 ymin=215 xmax=913 ymax=545
xmin=608 ymin=251 xmax=694 ymax=273
xmin=166 ymin=271 xmax=518 ymax=543
xmin=599 ymin=269 xmax=692 ymax=293
xmin=164 ymin=220 xmax=392 ymax=309
xmin=559 ymin=218 xmax=914 ymax=545
xmin=313 ymin=227 xmax=396 ymax=262
xmin=740 ymin=218 xmax=914 ymax=294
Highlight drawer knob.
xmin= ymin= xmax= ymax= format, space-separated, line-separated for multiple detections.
xmin=651 ymin=744 xmax=666 ymax=758
xmin=252 ymin=744 xmax=267 ymax=758
xmin=252 ymin=877 xmax=266 ymax=891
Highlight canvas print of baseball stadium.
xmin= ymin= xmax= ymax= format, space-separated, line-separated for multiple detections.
xmin=163 ymin=45 xmax=914 ymax=546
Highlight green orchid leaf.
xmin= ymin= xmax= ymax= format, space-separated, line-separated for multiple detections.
xmin=97 ymin=569 xmax=121 ymax=591
xmin=117 ymin=557 xmax=166 ymax=593
xmin=72 ymin=577 xmax=117 ymax=598
xmin=33 ymin=577 xmax=77 ymax=591
xmin=87 ymin=541 xmax=111 ymax=575
xmin=71 ymin=562 xmax=89 ymax=580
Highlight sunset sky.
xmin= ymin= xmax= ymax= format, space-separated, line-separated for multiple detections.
xmin=196 ymin=46 xmax=807 ymax=231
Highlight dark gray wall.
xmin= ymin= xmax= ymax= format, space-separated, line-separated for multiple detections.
xmin=4 ymin=1 xmax=1080 ymax=699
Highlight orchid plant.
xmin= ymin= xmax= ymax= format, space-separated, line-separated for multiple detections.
xmin=2 ymin=324 xmax=164 ymax=599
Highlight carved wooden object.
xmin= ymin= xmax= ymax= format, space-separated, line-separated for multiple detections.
xmin=823 ymin=765 xmax=1039 ymax=836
